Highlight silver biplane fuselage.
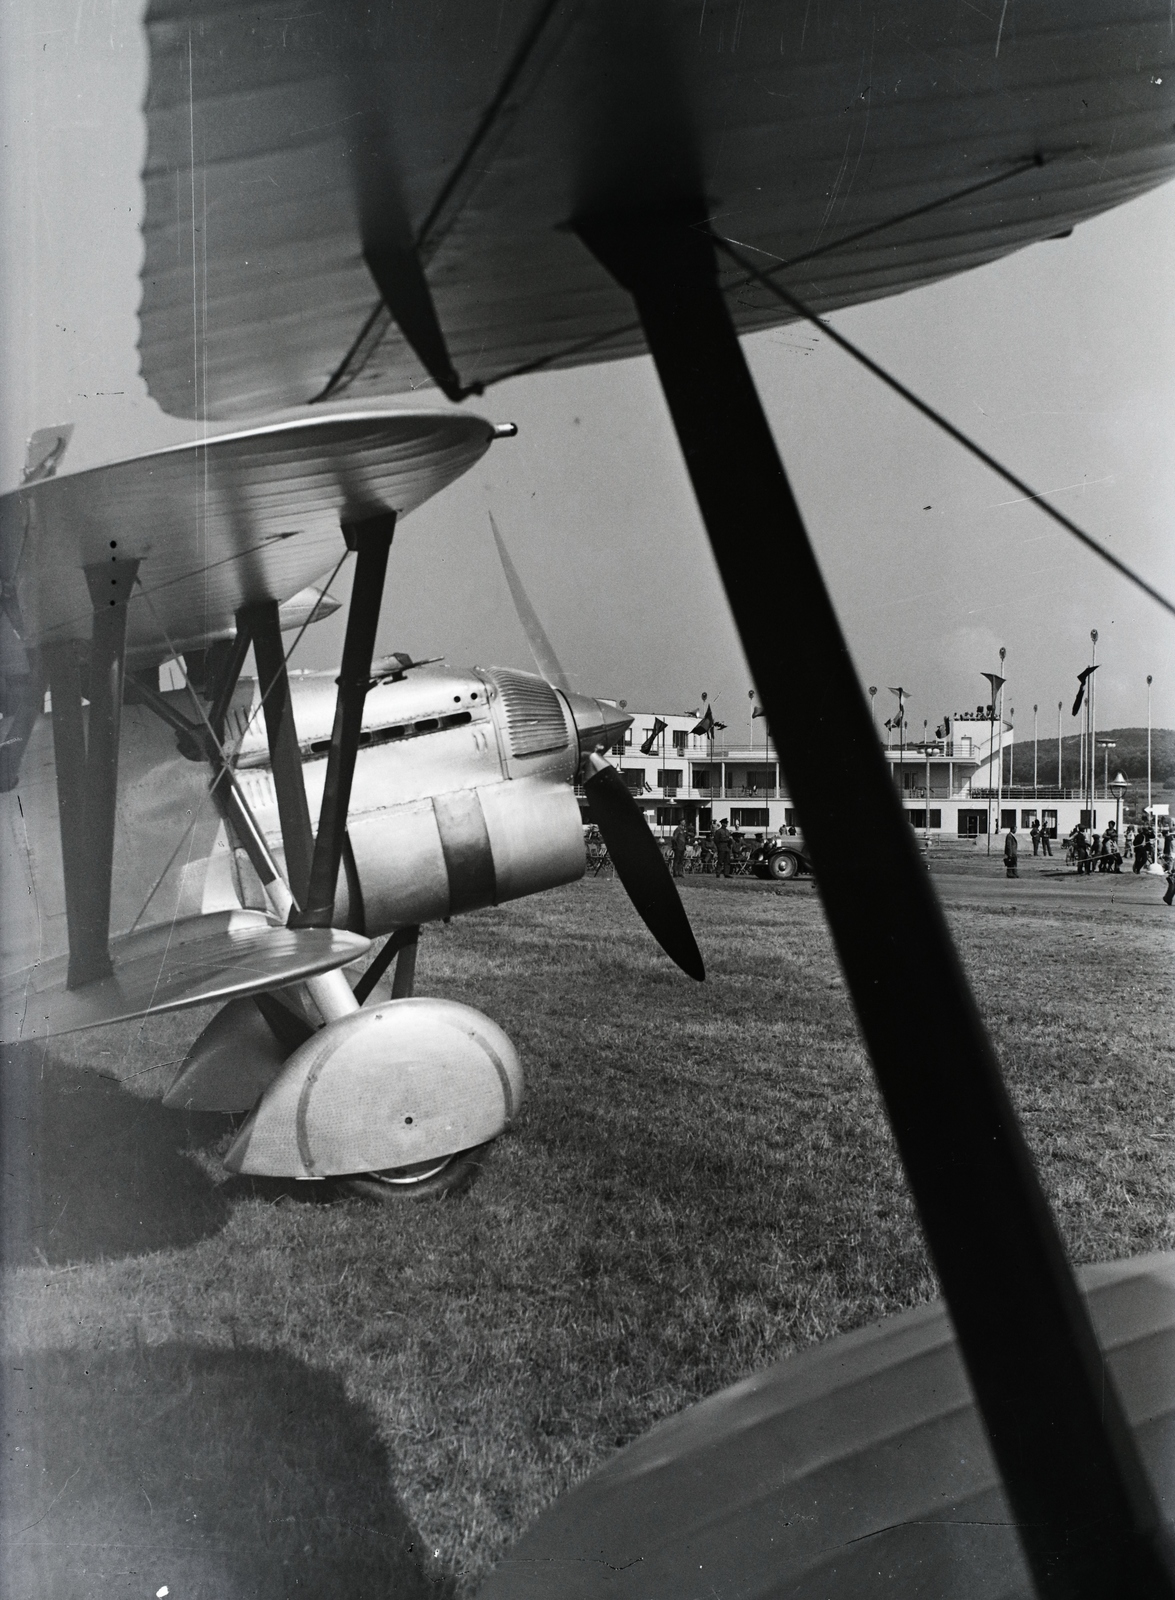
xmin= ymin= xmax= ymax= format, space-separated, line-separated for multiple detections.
xmin=2 ymin=661 xmax=620 ymax=972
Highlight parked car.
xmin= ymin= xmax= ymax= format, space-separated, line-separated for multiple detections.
xmin=749 ymin=830 xmax=813 ymax=881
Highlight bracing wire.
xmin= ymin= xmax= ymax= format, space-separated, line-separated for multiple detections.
xmin=711 ymin=234 xmax=1175 ymax=623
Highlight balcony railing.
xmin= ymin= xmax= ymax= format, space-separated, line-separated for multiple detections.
xmin=694 ymin=784 xmax=778 ymax=799
xmin=969 ymin=786 xmax=1094 ymax=801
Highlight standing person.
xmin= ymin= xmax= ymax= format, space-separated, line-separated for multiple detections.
xmin=1040 ymin=819 xmax=1052 ymax=857
xmin=699 ymin=832 xmax=715 ymax=874
xmin=1074 ymin=825 xmax=1089 ymax=875
xmin=1003 ymin=825 xmax=1019 ymax=879
xmin=1030 ymin=817 xmax=1041 ymax=856
xmin=1133 ymin=830 xmax=1149 ymax=874
xmin=714 ymin=819 xmax=733 ymax=878
xmin=671 ymin=821 xmax=688 ymax=878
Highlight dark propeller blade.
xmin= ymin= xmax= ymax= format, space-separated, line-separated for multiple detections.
xmin=584 ymin=754 xmax=704 ymax=982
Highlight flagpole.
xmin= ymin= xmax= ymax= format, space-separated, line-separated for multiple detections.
xmin=1057 ymin=701 xmax=1062 ymax=790
xmin=997 ymin=647 xmax=1006 ymax=841
xmin=988 ymin=691 xmax=995 ymax=856
xmin=1089 ymin=630 xmax=1098 ymax=825
xmin=1009 ymin=707 xmax=1015 ymax=789
xmin=1152 ymin=678 xmax=1158 ymax=825
xmin=1033 ymin=704 xmax=1038 ymax=800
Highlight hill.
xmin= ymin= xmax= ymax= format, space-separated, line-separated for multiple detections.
xmin=1002 ymin=727 xmax=1174 ymax=796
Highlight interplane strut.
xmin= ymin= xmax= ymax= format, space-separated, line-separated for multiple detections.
xmin=575 ymin=208 xmax=1175 ymax=1600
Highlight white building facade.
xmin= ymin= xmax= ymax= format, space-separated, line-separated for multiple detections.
xmin=591 ymin=707 xmax=1121 ymax=840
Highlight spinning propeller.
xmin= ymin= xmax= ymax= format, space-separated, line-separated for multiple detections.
xmin=489 ymin=513 xmax=704 ymax=982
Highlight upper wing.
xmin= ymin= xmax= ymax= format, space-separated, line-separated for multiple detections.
xmin=137 ymin=0 xmax=1175 ymax=419
xmin=0 ymin=408 xmax=495 ymax=661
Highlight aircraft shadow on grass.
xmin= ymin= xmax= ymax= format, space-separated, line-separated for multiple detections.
xmin=0 ymin=1043 xmax=337 ymax=1266
xmin=1 ymin=1342 xmax=446 ymax=1600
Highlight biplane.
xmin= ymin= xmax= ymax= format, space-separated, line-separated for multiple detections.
xmin=21 ymin=0 xmax=1175 ymax=1593
xmin=0 ymin=408 xmax=702 ymax=1199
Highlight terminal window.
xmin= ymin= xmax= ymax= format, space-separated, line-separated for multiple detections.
xmin=672 ymin=729 xmax=689 ymax=753
xmin=657 ymin=769 xmax=683 ymax=790
xmin=958 ymin=809 xmax=988 ymax=836
xmin=907 ymin=810 xmax=942 ymax=829
xmin=731 ymin=808 xmax=769 ymax=828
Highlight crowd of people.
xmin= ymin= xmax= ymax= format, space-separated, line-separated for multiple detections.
xmin=662 ymin=819 xmax=800 ymax=878
xmin=1003 ymin=817 xmax=1174 ymax=902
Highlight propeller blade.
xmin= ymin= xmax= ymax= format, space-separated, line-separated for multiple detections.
xmin=584 ymin=755 xmax=704 ymax=982
xmin=488 ymin=511 xmax=571 ymax=694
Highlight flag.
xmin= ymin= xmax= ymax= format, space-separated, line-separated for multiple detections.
xmin=1072 ymin=664 xmax=1098 ymax=717
xmin=751 ymin=705 xmax=768 ymax=719
xmin=981 ymin=672 xmax=1004 ymax=700
xmin=640 ymin=717 xmax=667 ymax=754
xmin=691 ymin=706 xmax=715 ymax=736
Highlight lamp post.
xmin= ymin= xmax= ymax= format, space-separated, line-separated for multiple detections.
xmin=869 ymin=685 xmax=877 ymax=736
xmin=1109 ymin=771 xmax=1128 ymax=839
xmin=1098 ymin=741 xmax=1116 ymax=809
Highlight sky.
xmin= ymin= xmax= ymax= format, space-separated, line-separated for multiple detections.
xmin=2 ymin=0 xmax=1173 ymax=755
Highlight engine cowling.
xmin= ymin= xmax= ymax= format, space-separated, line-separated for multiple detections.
xmin=222 ymin=997 xmax=523 ymax=1178
xmin=346 ymin=774 xmax=585 ymax=936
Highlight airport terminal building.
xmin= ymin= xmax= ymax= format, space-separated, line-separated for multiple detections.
xmin=593 ymin=708 xmax=1124 ymax=840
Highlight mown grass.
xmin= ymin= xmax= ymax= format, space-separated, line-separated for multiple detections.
xmin=2 ymin=872 xmax=1172 ymax=1596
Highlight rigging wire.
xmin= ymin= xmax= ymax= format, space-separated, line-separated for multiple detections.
xmin=221 ymin=548 xmax=351 ymax=762
xmin=710 ymin=234 xmax=1175 ymax=623
xmin=478 ymin=154 xmax=1048 ymax=390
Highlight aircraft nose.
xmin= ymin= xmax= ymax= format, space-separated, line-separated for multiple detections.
xmin=560 ymin=691 xmax=632 ymax=761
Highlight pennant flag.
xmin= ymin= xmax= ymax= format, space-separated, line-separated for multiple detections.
xmin=640 ymin=718 xmax=668 ymax=755
xmin=692 ymin=706 xmax=715 ymax=736
xmin=752 ymin=705 xmax=768 ymax=719
xmin=1072 ymin=664 xmax=1098 ymax=717
xmin=981 ymin=672 xmax=1005 ymax=700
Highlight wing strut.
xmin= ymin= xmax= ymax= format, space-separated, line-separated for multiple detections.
xmin=291 ymin=512 xmax=396 ymax=929
xmin=43 ymin=557 xmax=140 ymax=989
xmin=239 ymin=599 xmax=316 ymax=908
xmin=576 ymin=210 xmax=1175 ymax=1599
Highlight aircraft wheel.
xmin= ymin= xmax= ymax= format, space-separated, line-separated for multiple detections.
xmin=769 ymin=851 xmax=800 ymax=881
xmin=340 ymin=1143 xmax=491 ymax=1203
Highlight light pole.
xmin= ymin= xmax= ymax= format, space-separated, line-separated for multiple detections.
xmin=1033 ymin=704 xmax=1038 ymax=799
xmin=1098 ymin=741 xmax=1116 ymax=811
xmin=869 ymin=685 xmax=877 ymax=734
xmin=1109 ymin=771 xmax=1128 ymax=838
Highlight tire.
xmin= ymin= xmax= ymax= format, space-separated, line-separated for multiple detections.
xmin=769 ymin=851 xmax=800 ymax=881
xmin=340 ymin=1143 xmax=491 ymax=1204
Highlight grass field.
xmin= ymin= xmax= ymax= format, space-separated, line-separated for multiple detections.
xmin=2 ymin=861 xmax=1172 ymax=1598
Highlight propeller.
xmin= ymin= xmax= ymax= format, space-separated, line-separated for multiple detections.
xmin=583 ymin=752 xmax=705 ymax=981
xmin=489 ymin=512 xmax=704 ymax=982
